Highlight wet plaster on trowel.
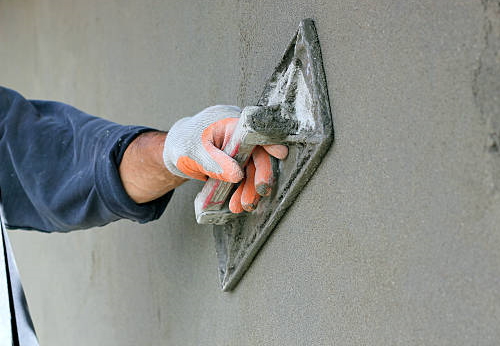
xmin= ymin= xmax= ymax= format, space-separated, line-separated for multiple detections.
xmin=474 ymin=0 xmax=500 ymax=190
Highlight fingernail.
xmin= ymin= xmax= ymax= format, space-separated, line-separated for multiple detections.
xmin=256 ymin=183 xmax=271 ymax=196
xmin=242 ymin=203 xmax=257 ymax=212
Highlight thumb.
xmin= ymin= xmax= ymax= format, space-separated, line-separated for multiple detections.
xmin=202 ymin=146 xmax=244 ymax=183
xmin=199 ymin=117 xmax=244 ymax=183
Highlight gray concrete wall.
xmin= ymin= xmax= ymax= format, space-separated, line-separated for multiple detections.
xmin=1 ymin=0 xmax=499 ymax=345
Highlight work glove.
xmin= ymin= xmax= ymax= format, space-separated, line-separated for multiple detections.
xmin=163 ymin=105 xmax=288 ymax=213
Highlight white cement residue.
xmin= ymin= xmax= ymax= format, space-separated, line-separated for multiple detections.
xmin=267 ymin=62 xmax=314 ymax=132
xmin=294 ymin=70 xmax=315 ymax=131
xmin=267 ymin=63 xmax=296 ymax=105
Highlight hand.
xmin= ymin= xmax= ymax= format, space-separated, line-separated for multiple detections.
xmin=162 ymin=105 xmax=287 ymax=212
xmin=228 ymin=145 xmax=288 ymax=213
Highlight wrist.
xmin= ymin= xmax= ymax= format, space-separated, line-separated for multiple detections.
xmin=119 ymin=131 xmax=187 ymax=204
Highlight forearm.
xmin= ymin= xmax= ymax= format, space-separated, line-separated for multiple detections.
xmin=1 ymin=86 xmax=175 ymax=232
xmin=119 ymin=131 xmax=187 ymax=204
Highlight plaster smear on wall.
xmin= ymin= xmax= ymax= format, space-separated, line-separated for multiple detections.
xmin=474 ymin=0 xmax=500 ymax=189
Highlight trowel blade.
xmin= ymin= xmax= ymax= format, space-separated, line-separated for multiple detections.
xmin=212 ymin=19 xmax=334 ymax=291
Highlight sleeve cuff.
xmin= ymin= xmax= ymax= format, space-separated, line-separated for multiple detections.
xmin=94 ymin=126 xmax=174 ymax=223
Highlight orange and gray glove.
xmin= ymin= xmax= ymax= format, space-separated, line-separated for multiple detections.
xmin=162 ymin=105 xmax=287 ymax=213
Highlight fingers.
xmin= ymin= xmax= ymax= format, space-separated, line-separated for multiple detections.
xmin=198 ymin=117 xmax=287 ymax=184
xmin=229 ymin=180 xmax=245 ymax=213
xmin=199 ymin=117 xmax=244 ymax=183
xmin=252 ymin=146 xmax=274 ymax=196
xmin=241 ymin=160 xmax=260 ymax=212
xmin=203 ymin=149 xmax=244 ymax=182
xmin=196 ymin=116 xmax=288 ymax=212
xmin=262 ymin=144 xmax=288 ymax=160
xmin=229 ymin=145 xmax=288 ymax=213
xmin=176 ymin=152 xmax=244 ymax=182
xmin=207 ymin=117 xmax=239 ymax=150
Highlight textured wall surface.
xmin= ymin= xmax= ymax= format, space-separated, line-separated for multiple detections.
xmin=1 ymin=0 xmax=499 ymax=345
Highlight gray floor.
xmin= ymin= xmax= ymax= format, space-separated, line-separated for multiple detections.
xmin=1 ymin=0 xmax=499 ymax=345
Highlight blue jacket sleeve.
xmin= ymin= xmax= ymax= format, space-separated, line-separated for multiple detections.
xmin=0 ymin=86 xmax=173 ymax=232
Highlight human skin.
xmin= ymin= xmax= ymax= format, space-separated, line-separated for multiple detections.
xmin=119 ymin=131 xmax=188 ymax=204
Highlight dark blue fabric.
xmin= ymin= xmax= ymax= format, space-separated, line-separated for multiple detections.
xmin=0 ymin=86 xmax=173 ymax=232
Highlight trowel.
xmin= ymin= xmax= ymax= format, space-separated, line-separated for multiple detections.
xmin=194 ymin=19 xmax=334 ymax=291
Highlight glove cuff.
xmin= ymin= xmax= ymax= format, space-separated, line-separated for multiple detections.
xmin=162 ymin=131 xmax=191 ymax=179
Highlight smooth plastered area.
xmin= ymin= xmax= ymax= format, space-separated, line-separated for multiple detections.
xmin=1 ymin=0 xmax=499 ymax=345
